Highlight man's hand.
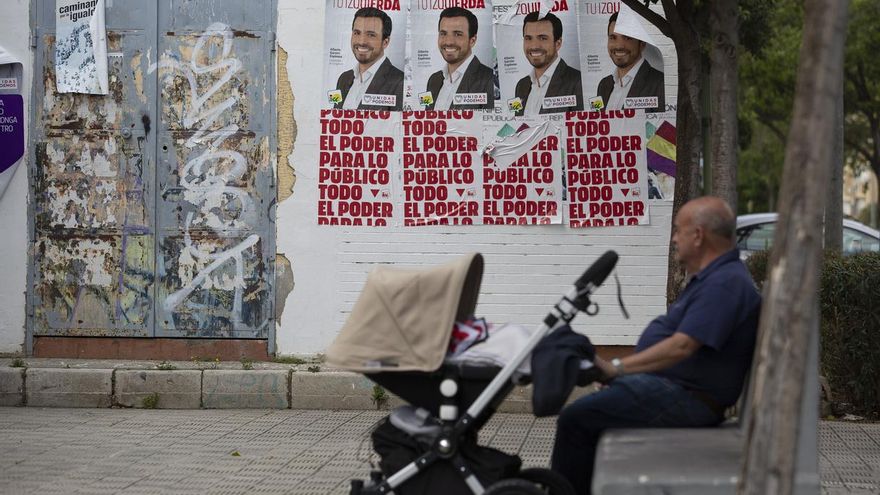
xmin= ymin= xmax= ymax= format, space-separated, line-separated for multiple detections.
xmin=592 ymin=332 xmax=702 ymax=384
xmin=593 ymin=356 xmax=619 ymax=383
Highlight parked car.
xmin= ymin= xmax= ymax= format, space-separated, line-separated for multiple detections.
xmin=736 ymin=213 xmax=880 ymax=258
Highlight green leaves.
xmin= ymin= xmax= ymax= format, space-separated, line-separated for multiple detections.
xmin=748 ymin=250 xmax=880 ymax=418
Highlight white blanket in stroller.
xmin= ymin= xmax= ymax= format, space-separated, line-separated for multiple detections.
xmin=444 ymin=323 xmax=534 ymax=375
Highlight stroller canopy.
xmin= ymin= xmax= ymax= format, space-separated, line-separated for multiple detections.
xmin=326 ymin=253 xmax=484 ymax=372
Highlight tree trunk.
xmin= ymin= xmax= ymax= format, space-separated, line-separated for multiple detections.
xmin=709 ymin=0 xmax=739 ymax=212
xmin=665 ymin=10 xmax=703 ymax=303
xmin=825 ymin=76 xmax=844 ymax=252
xmin=738 ymin=1 xmax=850 ymax=494
xmin=619 ymin=0 xmax=703 ymax=303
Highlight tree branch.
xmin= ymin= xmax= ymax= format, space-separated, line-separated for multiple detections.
xmin=852 ymin=62 xmax=871 ymax=102
xmin=844 ymin=135 xmax=872 ymax=162
xmin=660 ymin=0 xmax=681 ymax=28
xmin=620 ymin=0 xmax=672 ymax=38
xmin=754 ymin=110 xmax=788 ymax=144
xmin=678 ymin=0 xmax=695 ymax=22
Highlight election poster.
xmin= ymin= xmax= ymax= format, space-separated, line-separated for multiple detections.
xmin=482 ymin=119 xmax=563 ymax=224
xmin=0 ymin=46 xmax=24 ymax=200
xmin=495 ymin=0 xmax=582 ymax=116
xmin=402 ymin=111 xmax=482 ymax=226
xmin=645 ymin=109 xmax=676 ymax=200
xmin=577 ymin=1 xmax=666 ymax=113
xmin=410 ymin=1 xmax=496 ymax=111
xmin=55 ymin=0 xmax=108 ymax=95
xmin=323 ymin=0 xmax=407 ymax=111
xmin=318 ymin=109 xmax=399 ymax=226
xmin=566 ymin=109 xmax=649 ymax=227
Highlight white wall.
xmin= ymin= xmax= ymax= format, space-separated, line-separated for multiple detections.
xmin=275 ymin=0 xmax=678 ymax=355
xmin=0 ymin=0 xmax=31 ymax=354
xmin=0 ymin=0 xmax=677 ymax=355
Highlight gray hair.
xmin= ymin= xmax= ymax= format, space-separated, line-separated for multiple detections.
xmin=692 ymin=197 xmax=736 ymax=241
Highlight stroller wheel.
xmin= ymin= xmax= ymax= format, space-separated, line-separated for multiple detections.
xmin=518 ymin=468 xmax=576 ymax=495
xmin=484 ymin=478 xmax=545 ymax=495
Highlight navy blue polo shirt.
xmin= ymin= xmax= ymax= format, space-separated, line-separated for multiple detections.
xmin=635 ymin=249 xmax=761 ymax=406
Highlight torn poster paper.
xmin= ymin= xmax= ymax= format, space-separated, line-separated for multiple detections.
xmin=55 ymin=0 xmax=108 ymax=95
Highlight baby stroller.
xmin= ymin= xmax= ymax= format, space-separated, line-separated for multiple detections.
xmin=325 ymin=251 xmax=619 ymax=495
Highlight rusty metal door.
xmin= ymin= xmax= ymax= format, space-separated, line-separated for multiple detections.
xmin=29 ymin=0 xmax=276 ymax=341
xmin=30 ymin=1 xmax=159 ymax=337
xmin=154 ymin=1 xmax=276 ymax=339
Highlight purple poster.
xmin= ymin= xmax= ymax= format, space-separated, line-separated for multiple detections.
xmin=0 ymin=94 xmax=24 ymax=173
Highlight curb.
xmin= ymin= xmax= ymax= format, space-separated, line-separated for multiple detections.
xmin=0 ymin=361 xmax=596 ymax=412
xmin=27 ymin=368 xmax=113 ymax=408
xmin=0 ymin=367 xmax=25 ymax=406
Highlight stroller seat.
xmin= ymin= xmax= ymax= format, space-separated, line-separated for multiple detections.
xmin=368 ymin=362 xmax=508 ymax=420
xmin=325 ymin=252 xmax=619 ymax=495
xmin=389 ymin=405 xmax=440 ymax=443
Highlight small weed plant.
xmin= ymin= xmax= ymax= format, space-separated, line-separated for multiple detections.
xmin=190 ymin=356 xmax=220 ymax=369
xmin=371 ymin=385 xmax=388 ymax=410
xmin=272 ymin=356 xmax=307 ymax=365
xmin=142 ymin=393 xmax=160 ymax=409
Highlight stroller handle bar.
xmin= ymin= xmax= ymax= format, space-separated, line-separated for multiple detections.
xmin=463 ymin=251 xmax=619 ymax=420
xmin=575 ymin=250 xmax=619 ymax=293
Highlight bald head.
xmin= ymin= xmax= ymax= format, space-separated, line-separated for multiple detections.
xmin=673 ymin=196 xmax=736 ymax=273
xmin=682 ymin=196 xmax=736 ymax=246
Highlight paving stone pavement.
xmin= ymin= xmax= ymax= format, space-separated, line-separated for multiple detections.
xmin=0 ymin=407 xmax=877 ymax=494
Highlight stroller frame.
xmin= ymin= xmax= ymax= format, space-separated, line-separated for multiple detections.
xmin=352 ymin=252 xmax=617 ymax=495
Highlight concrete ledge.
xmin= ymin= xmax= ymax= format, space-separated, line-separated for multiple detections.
xmin=0 ymin=360 xmax=597 ymax=412
xmin=26 ymin=368 xmax=112 ymax=407
xmin=115 ymin=370 xmax=202 ymax=409
xmin=203 ymin=370 xmax=290 ymax=409
xmin=0 ymin=368 xmax=25 ymax=406
xmin=291 ymin=371 xmax=404 ymax=410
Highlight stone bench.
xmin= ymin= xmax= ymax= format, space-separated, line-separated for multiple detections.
xmin=592 ymin=327 xmax=820 ymax=494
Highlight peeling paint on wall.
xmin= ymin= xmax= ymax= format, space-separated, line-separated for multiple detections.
xmin=153 ymin=22 xmax=274 ymax=338
xmin=276 ymin=46 xmax=296 ymax=204
xmin=35 ymin=234 xmax=154 ymax=334
xmin=32 ymin=21 xmax=155 ymax=336
xmin=35 ymin=135 xmax=131 ymax=229
xmin=39 ymin=34 xmax=128 ymax=130
xmin=275 ymin=253 xmax=294 ymax=319
xmin=30 ymin=2 xmax=276 ymax=344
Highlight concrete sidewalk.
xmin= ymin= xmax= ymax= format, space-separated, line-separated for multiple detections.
xmin=3 ymin=358 xmax=879 ymax=494
xmin=0 ymin=407 xmax=877 ymax=494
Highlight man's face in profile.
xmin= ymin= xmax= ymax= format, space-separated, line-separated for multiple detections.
xmin=438 ymin=16 xmax=475 ymax=66
xmin=671 ymin=207 xmax=699 ymax=268
xmin=523 ymin=20 xmax=561 ymax=70
xmin=607 ymin=21 xmax=645 ymax=70
xmin=351 ymin=16 xmax=388 ymax=66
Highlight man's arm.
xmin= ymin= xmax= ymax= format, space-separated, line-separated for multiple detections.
xmin=595 ymin=331 xmax=701 ymax=379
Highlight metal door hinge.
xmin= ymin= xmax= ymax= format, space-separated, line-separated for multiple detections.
xmin=269 ymin=31 xmax=276 ymax=52
xmin=30 ymin=33 xmax=38 ymax=48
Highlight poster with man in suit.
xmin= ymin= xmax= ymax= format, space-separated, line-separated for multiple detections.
xmin=579 ymin=2 xmax=666 ymax=113
xmin=411 ymin=5 xmax=495 ymax=111
xmin=496 ymin=1 xmax=582 ymax=116
xmin=323 ymin=3 xmax=406 ymax=111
